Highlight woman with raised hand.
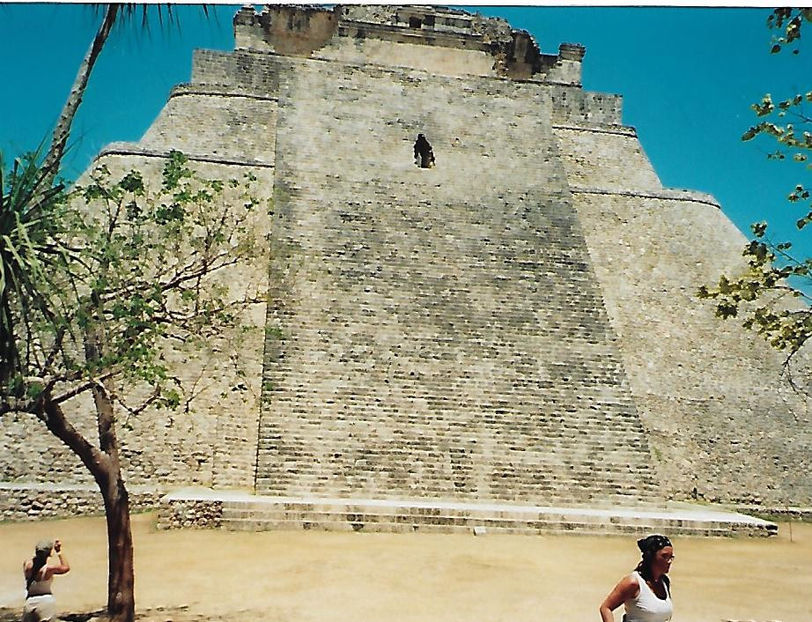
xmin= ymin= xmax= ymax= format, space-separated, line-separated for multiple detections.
xmin=599 ymin=534 xmax=674 ymax=622
xmin=22 ymin=539 xmax=70 ymax=622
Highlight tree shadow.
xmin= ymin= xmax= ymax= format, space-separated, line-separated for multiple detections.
xmin=0 ymin=609 xmax=107 ymax=622
xmin=0 ymin=607 xmax=221 ymax=622
xmin=61 ymin=611 xmax=108 ymax=622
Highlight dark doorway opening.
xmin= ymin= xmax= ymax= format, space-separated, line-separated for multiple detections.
xmin=414 ymin=134 xmax=435 ymax=168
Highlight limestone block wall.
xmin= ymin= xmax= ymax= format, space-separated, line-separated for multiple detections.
xmin=554 ymin=126 xmax=660 ymax=191
xmin=1 ymin=410 xmax=92 ymax=484
xmin=556 ymin=126 xmax=812 ymax=506
xmin=254 ymin=54 xmax=660 ymax=506
xmin=191 ymin=49 xmax=281 ymax=96
xmin=138 ymin=86 xmax=278 ymax=165
xmin=233 ymin=4 xmax=340 ymax=57
xmin=0 ymin=484 xmax=162 ymax=521
xmin=547 ymin=45 xmax=586 ymax=87
xmin=550 ymin=89 xmax=622 ymax=129
xmin=318 ymin=38 xmax=499 ymax=79
xmin=232 ymin=5 xmax=585 ymax=86
xmin=233 ymin=5 xmax=502 ymax=79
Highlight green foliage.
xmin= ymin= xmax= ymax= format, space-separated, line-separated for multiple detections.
xmin=265 ymin=325 xmax=284 ymax=340
xmin=767 ymin=8 xmax=812 ymax=54
xmin=2 ymin=150 xmax=268 ymax=416
xmin=699 ymin=9 xmax=812 ymax=378
xmin=0 ymin=148 xmax=75 ymax=386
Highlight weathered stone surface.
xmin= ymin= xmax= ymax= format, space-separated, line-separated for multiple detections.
xmin=2 ymin=4 xmax=809 ymax=524
xmin=252 ymin=51 xmax=656 ymax=506
xmin=157 ymin=489 xmax=779 ymax=537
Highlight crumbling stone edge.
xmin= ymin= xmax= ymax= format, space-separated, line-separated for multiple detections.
xmin=0 ymin=484 xmax=162 ymax=522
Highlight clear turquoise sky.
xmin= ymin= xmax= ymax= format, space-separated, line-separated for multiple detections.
xmin=0 ymin=4 xmax=809 ymax=256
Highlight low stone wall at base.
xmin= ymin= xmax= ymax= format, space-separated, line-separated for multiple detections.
xmin=156 ymin=489 xmax=779 ymax=537
xmin=736 ymin=505 xmax=812 ymax=522
xmin=0 ymin=484 xmax=163 ymax=521
xmin=156 ymin=497 xmax=224 ymax=529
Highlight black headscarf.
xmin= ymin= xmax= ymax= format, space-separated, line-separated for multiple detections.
xmin=637 ymin=534 xmax=672 ymax=555
xmin=635 ymin=534 xmax=672 ymax=580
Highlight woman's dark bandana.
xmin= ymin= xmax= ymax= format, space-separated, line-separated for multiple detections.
xmin=637 ymin=534 xmax=672 ymax=555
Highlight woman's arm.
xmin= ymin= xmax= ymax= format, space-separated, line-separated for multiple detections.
xmin=47 ymin=540 xmax=70 ymax=576
xmin=599 ymin=575 xmax=638 ymax=622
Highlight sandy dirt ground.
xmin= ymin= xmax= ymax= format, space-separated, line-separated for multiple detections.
xmin=0 ymin=513 xmax=810 ymax=622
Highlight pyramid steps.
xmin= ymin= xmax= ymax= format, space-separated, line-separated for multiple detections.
xmin=159 ymin=489 xmax=778 ymax=537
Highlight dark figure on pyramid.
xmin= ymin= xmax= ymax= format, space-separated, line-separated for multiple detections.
xmin=414 ymin=134 xmax=435 ymax=168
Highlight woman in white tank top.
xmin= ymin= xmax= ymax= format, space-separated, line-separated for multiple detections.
xmin=22 ymin=539 xmax=70 ymax=622
xmin=599 ymin=534 xmax=674 ymax=622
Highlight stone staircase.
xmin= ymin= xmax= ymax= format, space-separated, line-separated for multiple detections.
xmin=252 ymin=57 xmax=663 ymax=512
xmin=159 ymin=489 xmax=778 ymax=537
xmin=257 ymin=168 xmax=660 ymax=508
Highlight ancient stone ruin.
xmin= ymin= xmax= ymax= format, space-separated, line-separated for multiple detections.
xmin=2 ymin=5 xmax=809 ymax=534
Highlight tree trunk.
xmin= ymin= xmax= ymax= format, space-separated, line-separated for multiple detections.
xmin=91 ymin=378 xmax=135 ymax=622
xmin=101 ymin=472 xmax=135 ymax=622
xmin=39 ymin=387 xmax=136 ymax=622
xmin=41 ymin=4 xmax=119 ymax=185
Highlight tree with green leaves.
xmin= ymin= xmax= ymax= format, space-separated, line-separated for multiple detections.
xmin=699 ymin=8 xmax=812 ymax=388
xmin=0 ymin=6 xmax=241 ymax=622
xmin=1 ymin=150 xmax=267 ymax=622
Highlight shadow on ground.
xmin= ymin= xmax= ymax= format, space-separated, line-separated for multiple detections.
xmin=0 ymin=607 xmax=221 ymax=622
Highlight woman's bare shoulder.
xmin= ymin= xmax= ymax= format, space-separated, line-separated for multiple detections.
xmin=617 ymin=573 xmax=640 ymax=595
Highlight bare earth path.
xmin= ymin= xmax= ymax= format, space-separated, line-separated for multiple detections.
xmin=1 ymin=513 xmax=810 ymax=622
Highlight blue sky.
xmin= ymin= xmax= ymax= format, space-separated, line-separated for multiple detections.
xmin=0 ymin=4 xmax=809 ymax=257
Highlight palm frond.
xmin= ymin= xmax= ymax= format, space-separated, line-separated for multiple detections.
xmin=1 ymin=147 xmax=73 ymax=383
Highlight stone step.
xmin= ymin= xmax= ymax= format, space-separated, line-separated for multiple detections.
xmin=254 ymin=453 xmax=660 ymax=466
xmin=257 ymin=456 xmax=647 ymax=466
xmin=253 ymin=462 xmax=662 ymax=491
xmin=255 ymin=444 xmax=652 ymax=459
xmin=253 ymin=479 xmax=656 ymax=494
xmin=250 ymin=493 xmax=657 ymax=508
xmin=221 ymin=517 xmax=735 ymax=538
xmin=158 ymin=489 xmax=778 ymax=537
xmin=255 ymin=412 xmax=649 ymax=431
xmin=256 ymin=422 xmax=648 ymax=434
xmin=240 ymin=492 xmax=655 ymax=510
xmin=255 ymin=419 xmax=652 ymax=438
xmin=253 ymin=456 xmax=660 ymax=473
xmin=252 ymin=471 xmax=658 ymax=488
xmin=254 ymin=448 xmax=654 ymax=462
xmin=252 ymin=463 xmax=661 ymax=480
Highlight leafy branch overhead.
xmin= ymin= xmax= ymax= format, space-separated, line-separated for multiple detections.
xmin=1 ymin=8 xmax=225 ymax=622
xmin=699 ymin=8 xmax=812 ymax=376
xmin=3 ymin=150 xmax=268 ymax=415
xmin=1 ymin=141 xmax=270 ymax=622
xmin=766 ymin=8 xmax=812 ymax=54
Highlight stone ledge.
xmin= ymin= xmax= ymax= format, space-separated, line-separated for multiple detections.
xmin=169 ymin=83 xmax=279 ymax=102
xmin=736 ymin=505 xmax=812 ymax=521
xmin=552 ymin=123 xmax=636 ymax=138
xmin=335 ymin=19 xmax=490 ymax=52
xmin=570 ymin=186 xmax=720 ymax=208
xmin=96 ymin=145 xmax=275 ymax=169
xmin=157 ymin=488 xmax=777 ymax=537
